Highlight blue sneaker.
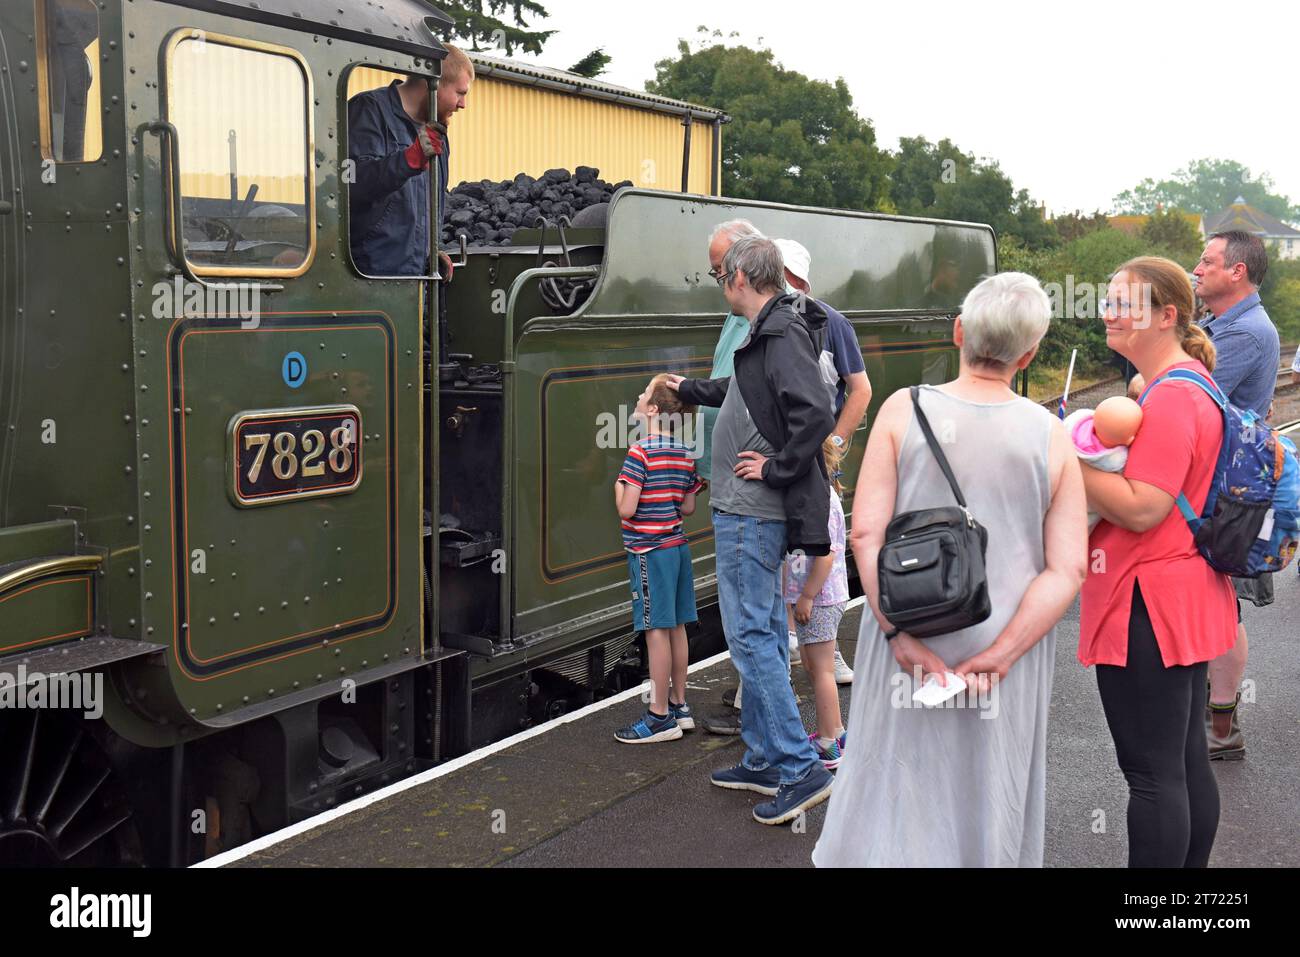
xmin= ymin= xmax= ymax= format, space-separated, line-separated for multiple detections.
xmin=753 ymin=765 xmax=834 ymax=825
xmin=614 ymin=711 xmax=682 ymax=745
xmin=668 ymin=701 xmax=695 ymax=731
xmin=710 ymin=763 xmax=780 ymax=796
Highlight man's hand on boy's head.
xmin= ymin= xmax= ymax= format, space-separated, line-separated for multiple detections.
xmin=663 ymin=374 xmax=685 ymax=392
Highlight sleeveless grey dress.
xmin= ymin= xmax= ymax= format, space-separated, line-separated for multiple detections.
xmin=813 ymin=386 xmax=1057 ymax=868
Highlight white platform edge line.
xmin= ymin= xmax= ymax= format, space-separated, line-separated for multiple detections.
xmin=196 ymin=647 xmax=732 ymax=867
xmin=197 ymin=593 xmax=867 ymax=868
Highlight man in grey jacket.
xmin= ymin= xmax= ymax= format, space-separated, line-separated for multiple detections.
xmin=667 ymin=235 xmax=835 ymax=825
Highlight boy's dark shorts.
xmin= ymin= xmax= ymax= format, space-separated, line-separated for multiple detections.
xmin=1233 ymin=573 xmax=1274 ymax=616
xmin=627 ymin=543 xmax=697 ymax=631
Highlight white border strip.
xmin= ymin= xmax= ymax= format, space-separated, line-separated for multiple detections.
xmin=197 ymin=594 xmax=867 ymax=868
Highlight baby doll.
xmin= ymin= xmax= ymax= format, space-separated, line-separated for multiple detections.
xmin=1064 ymin=395 xmax=1144 ymax=529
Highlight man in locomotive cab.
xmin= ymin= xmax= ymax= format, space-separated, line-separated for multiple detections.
xmin=347 ymin=44 xmax=474 ymax=278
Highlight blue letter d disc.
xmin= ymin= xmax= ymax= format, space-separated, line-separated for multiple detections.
xmin=283 ymin=351 xmax=307 ymax=389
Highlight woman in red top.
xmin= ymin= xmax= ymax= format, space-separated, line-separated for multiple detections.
xmin=1080 ymin=256 xmax=1236 ymax=868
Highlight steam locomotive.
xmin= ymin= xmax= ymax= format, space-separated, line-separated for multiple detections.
xmin=0 ymin=0 xmax=995 ymax=865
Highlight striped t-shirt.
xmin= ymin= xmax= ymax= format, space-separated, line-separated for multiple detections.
xmin=618 ymin=435 xmax=704 ymax=553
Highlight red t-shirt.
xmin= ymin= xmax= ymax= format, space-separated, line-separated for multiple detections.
xmin=1079 ymin=360 xmax=1236 ymax=667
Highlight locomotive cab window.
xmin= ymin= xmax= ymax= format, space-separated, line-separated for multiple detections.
xmin=163 ymin=31 xmax=315 ymax=277
xmin=35 ymin=0 xmax=103 ymax=163
xmin=342 ymin=65 xmax=441 ymax=280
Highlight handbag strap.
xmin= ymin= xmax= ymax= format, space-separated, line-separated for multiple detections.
xmin=909 ymin=386 xmax=968 ymax=509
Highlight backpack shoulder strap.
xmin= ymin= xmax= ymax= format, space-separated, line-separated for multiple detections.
xmin=1138 ymin=368 xmax=1227 ymax=410
xmin=1136 ymin=369 xmax=1224 ymax=533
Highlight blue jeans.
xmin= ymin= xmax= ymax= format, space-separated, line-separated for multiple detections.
xmin=712 ymin=509 xmax=820 ymax=785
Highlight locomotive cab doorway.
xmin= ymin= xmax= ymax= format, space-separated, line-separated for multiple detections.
xmin=132 ymin=3 xmax=428 ymax=718
xmin=340 ymin=63 xmax=449 ymax=660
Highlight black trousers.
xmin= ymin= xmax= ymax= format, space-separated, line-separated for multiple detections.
xmin=1096 ymin=581 xmax=1220 ymax=868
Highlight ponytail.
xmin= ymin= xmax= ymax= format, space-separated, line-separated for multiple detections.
xmin=823 ymin=436 xmax=845 ymax=496
xmin=1181 ymin=321 xmax=1217 ymax=373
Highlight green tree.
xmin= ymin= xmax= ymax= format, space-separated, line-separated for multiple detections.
xmin=890 ymin=136 xmax=960 ymax=212
xmin=646 ymin=37 xmax=892 ymax=211
xmin=1004 ymin=228 xmax=1160 ymax=377
xmin=891 ymin=136 xmax=1057 ymax=249
xmin=1113 ymin=158 xmax=1299 ymax=221
xmin=1266 ymin=277 xmax=1300 ymax=344
xmin=1065 ymin=228 xmax=1149 ymax=280
xmin=1259 ymin=248 xmax=1300 ymax=343
xmin=568 ymin=48 xmax=610 ymax=78
xmin=439 ymin=1 xmax=555 ymax=56
xmin=1139 ymin=207 xmax=1203 ymax=261
xmin=1051 ymin=210 xmax=1110 ymax=243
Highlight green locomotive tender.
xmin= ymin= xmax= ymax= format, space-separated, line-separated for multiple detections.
xmin=0 ymin=0 xmax=995 ymax=864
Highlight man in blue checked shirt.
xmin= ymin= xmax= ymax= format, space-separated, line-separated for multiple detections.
xmin=1193 ymin=229 xmax=1280 ymax=761
xmin=1194 ymin=231 xmax=1280 ymax=418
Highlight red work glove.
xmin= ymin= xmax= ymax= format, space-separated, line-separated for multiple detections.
xmin=403 ymin=125 xmax=444 ymax=170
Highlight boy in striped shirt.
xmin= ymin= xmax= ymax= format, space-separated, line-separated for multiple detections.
xmin=613 ymin=374 xmax=705 ymax=744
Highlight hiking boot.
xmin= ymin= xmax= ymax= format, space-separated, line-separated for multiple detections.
xmin=753 ymin=765 xmax=834 ymax=825
xmin=1207 ymin=692 xmax=1245 ymax=761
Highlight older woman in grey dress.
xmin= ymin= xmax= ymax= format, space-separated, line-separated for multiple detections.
xmin=813 ymin=272 xmax=1088 ymax=867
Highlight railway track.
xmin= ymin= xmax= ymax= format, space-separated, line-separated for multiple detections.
xmin=1042 ymin=363 xmax=1298 ymax=417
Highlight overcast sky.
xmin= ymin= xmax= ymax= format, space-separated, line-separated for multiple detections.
xmin=492 ymin=0 xmax=1300 ymax=218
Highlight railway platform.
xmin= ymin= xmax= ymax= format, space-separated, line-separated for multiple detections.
xmin=210 ymin=572 xmax=1300 ymax=869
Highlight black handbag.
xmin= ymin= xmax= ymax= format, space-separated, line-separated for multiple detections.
xmin=876 ymin=387 xmax=992 ymax=639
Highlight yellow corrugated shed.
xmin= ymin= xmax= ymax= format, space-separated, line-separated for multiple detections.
xmin=347 ymin=61 xmax=722 ymax=196
xmin=169 ymin=37 xmax=310 ymax=203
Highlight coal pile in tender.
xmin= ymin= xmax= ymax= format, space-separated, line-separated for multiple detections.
xmin=441 ymin=166 xmax=633 ymax=247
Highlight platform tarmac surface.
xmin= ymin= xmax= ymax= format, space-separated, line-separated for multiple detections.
xmin=230 ymin=572 xmax=1300 ymax=868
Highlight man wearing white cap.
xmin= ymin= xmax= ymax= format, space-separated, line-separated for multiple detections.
xmin=773 ymin=240 xmax=871 ymax=448
xmin=774 ymin=238 xmax=870 ymax=685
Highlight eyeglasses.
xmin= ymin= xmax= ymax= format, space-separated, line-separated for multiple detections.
xmin=709 ymin=268 xmax=734 ymax=288
xmin=1099 ymin=298 xmax=1142 ymax=319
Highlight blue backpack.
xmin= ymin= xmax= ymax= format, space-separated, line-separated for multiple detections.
xmin=1139 ymin=368 xmax=1300 ymax=578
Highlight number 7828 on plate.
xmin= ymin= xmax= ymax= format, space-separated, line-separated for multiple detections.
xmin=228 ymin=406 xmax=363 ymax=507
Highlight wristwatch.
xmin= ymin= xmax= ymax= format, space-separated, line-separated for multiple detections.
xmin=883 ymin=626 xmax=901 ymax=641
xmin=830 ymin=434 xmax=845 ymax=448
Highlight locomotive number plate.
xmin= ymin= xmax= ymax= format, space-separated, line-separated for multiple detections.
xmin=228 ymin=406 xmax=362 ymax=507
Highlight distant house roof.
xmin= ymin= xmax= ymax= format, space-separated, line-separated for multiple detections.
xmin=1204 ymin=197 xmax=1300 ymax=239
xmin=1106 ymin=210 xmax=1203 ymax=236
xmin=467 ymin=52 xmax=730 ymax=123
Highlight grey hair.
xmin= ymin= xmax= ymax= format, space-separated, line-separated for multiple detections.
xmin=709 ymin=219 xmax=763 ymax=245
xmin=958 ymin=272 xmax=1051 ymax=369
xmin=1209 ymin=230 xmax=1268 ymax=287
xmin=723 ymin=235 xmax=785 ymax=294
